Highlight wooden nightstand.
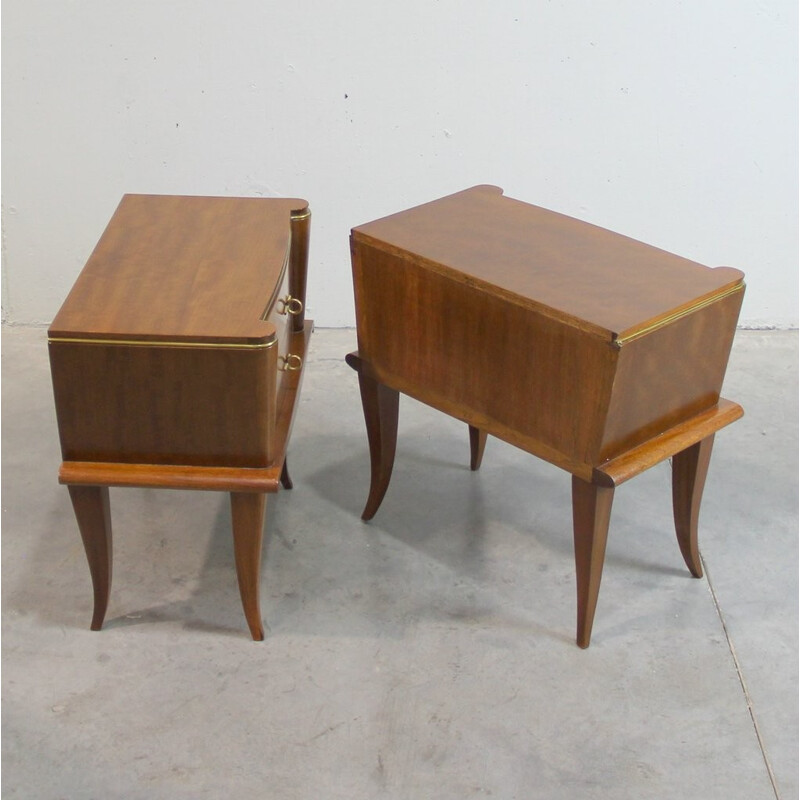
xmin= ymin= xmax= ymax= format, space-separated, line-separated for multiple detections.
xmin=347 ymin=185 xmax=744 ymax=647
xmin=49 ymin=194 xmax=312 ymax=639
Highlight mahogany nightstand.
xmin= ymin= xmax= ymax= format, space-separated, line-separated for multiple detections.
xmin=347 ymin=185 xmax=744 ymax=647
xmin=49 ymin=194 xmax=312 ymax=639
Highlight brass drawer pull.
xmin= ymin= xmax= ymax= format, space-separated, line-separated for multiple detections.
xmin=276 ymin=295 xmax=303 ymax=316
xmin=279 ymin=353 xmax=303 ymax=372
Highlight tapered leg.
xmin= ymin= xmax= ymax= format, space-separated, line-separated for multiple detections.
xmin=230 ymin=492 xmax=267 ymax=641
xmin=469 ymin=425 xmax=488 ymax=471
xmin=359 ymin=375 xmax=399 ymax=520
xmin=68 ymin=485 xmax=113 ymax=631
xmin=346 ymin=353 xmax=400 ymax=521
xmin=672 ymin=434 xmax=714 ymax=579
xmin=280 ymin=458 xmax=293 ymax=490
xmin=572 ymin=476 xmax=615 ymax=648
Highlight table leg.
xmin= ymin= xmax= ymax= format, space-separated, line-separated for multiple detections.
xmin=67 ymin=485 xmax=113 ymax=631
xmin=468 ymin=425 xmax=488 ymax=471
xmin=346 ymin=353 xmax=399 ymax=521
xmin=572 ymin=476 xmax=615 ymax=648
xmin=672 ymin=434 xmax=715 ymax=579
xmin=280 ymin=458 xmax=293 ymax=490
xmin=230 ymin=492 xmax=267 ymax=641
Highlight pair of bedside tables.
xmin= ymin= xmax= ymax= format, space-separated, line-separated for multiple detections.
xmin=48 ymin=187 xmax=744 ymax=647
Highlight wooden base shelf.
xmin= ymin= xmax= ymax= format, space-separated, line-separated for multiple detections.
xmin=593 ymin=398 xmax=743 ymax=487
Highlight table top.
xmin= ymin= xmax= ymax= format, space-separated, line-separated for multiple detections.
xmin=352 ymin=185 xmax=744 ymax=341
xmin=49 ymin=194 xmax=308 ymax=345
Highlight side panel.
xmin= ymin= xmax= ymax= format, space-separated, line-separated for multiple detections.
xmin=49 ymin=341 xmax=277 ymax=468
xmin=288 ymin=208 xmax=311 ymax=333
xmin=599 ymin=289 xmax=744 ymax=462
xmin=352 ymin=241 xmax=618 ymax=472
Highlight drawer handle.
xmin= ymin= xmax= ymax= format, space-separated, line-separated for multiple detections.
xmin=279 ymin=353 xmax=303 ymax=372
xmin=276 ymin=295 xmax=303 ymax=316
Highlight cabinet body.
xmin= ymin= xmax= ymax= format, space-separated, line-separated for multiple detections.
xmin=351 ymin=185 xmax=743 ymax=482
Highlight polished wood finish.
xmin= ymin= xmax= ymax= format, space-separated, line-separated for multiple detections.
xmin=594 ymin=399 xmax=739 ymax=488
xmin=288 ymin=210 xmax=312 ymax=334
xmin=68 ymin=485 xmax=113 ymax=631
xmin=230 ymin=492 xmax=268 ymax=641
xmin=352 ymin=185 xmax=743 ymax=339
xmin=50 ymin=194 xmax=305 ymax=344
xmin=672 ymin=435 xmax=715 ymax=578
xmin=349 ymin=185 xmax=745 ymax=647
xmin=345 ymin=352 xmax=400 ymax=521
xmin=50 ymin=195 xmax=312 ymax=638
xmin=280 ymin=459 xmax=294 ymax=491
xmin=469 ymin=426 xmax=488 ymax=471
xmin=50 ymin=342 xmax=280 ymax=467
xmin=571 ymin=476 xmax=614 ymax=650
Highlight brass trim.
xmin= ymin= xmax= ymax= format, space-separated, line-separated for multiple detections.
xmin=48 ymin=336 xmax=277 ymax=350
xmin=614 ymin=282 xmax=745 ymax=347
xmin=290 ymin=209 xmax=311 ymax=222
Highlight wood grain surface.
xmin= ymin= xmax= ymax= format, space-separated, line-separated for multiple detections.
xmin=353 ymin=185 xmax=744 ymax=341
xmin=50 ymin=194 xmax=308 ymax=344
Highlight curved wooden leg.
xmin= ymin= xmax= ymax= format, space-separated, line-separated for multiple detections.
xmin=469 ymin=425 xmax=488 ymax=471
xmin=572 ymin=476 xmax=614 ymax=649
xmin=672 ymin=434 xmax=714 ymax=579
xmin=360 ymin=376 xmax=399 ymax=520
xmin=67 ymin=485 xmax=113 ymax=631
xmin=280 ymin=458 xmax=293 ymax=490
xmin=346 ymin=353 xmax=399 ymax=521
xmin=230 ymin=492 xmax=267 ymax=641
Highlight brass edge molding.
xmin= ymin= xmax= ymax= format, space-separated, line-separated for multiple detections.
xmin=48 ymin=336 xmax=277 ymax=350
xmin=614 ymin=282 xmax=745 ymax=348
xmin=290 ymin=209 xmax=311 ymax=222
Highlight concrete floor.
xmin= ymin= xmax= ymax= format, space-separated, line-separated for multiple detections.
xmin=1 ymin=326 xmax=796 ymax=799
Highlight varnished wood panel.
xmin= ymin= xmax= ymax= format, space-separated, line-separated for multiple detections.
xmin=288 ymin=210 xmax=311 ymax=333
xmin=49 ymin=194 xmax=308 ymax=345
xmin=352 ymin=186 xmax=746 ymax=474
xmin=594 ymin=399 xmax=742 ymax=487
xmin=352 ymin=242 xmax=618 ymax=471
xmin=56 ymin=322 xmax=314 ymax=494
xmin=49 ymin=340 xmax=277 ymax=467
xmin=598 ymin=288 xmax=744 ymax=461
xmin=353 ymin=185 xmax=744 ymax=340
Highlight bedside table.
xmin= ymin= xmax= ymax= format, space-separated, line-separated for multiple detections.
xmin=49 ymin=194 xmax=312 ymax=639
xmin=347 ymin=185 xmax=744 ymax=647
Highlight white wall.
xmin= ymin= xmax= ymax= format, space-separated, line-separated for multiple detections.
xmin=2 ymin=1 xmax=797 ymax=328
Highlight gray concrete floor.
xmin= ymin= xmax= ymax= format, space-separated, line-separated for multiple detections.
xmin=1 ymin=326 xmax=796 ymax=800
